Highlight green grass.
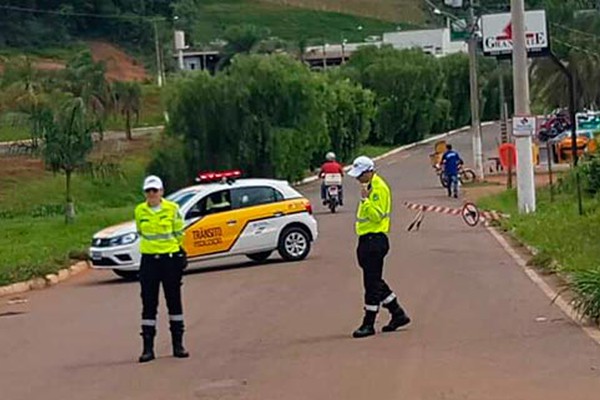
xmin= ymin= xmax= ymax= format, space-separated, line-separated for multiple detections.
xmin=190 ymin=0 xmax=404 ymax=44
xmin=0 ymin=207 xmax=132 ymax=285
xmin=478 ymin=180 xmax=600 ymax=323
xmin=260 ymin=0 xmax=424 ymax=23
xmin=0 ymin=148 xmax=151 ymax=286
xmin=1 ymin=85 xmax=165 ymax=141
xmin=0 ymin=43 xmax=86 ymax=60
xmin=478 ymin=187 xmax=600 ymax=274
xmin=105 ymin=84 xmax=165 ymax=130
xmin=0 ymin=124 xmax=29 ymax=142
xmin=359 ymin=144 xmax=395 ymax=158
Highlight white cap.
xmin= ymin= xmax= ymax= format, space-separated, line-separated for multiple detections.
xmin=143 ymin=175 xmax=163 ymax=191
xmin=348 ymin=156 xmax=375 ymax=178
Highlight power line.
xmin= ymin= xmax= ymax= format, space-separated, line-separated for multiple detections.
xmin=550 ymin=22 xmax=600 ymax=40
xmin=551 ymin=37 xmax=600 ymax=59
xmin=0 ymin=4 xmax=165 ymax=22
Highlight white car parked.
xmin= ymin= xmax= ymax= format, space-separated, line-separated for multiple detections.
xmin=90 ymin=174 xmax=318 ymax=280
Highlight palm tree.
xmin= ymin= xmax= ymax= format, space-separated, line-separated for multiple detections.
xmin=531 ymin=50 xmax=600 ymax=111
xmin=59 ymin=51 xmax=112 ymax=140
xmin=113 ymin=81 xmax=142 ymax=140
xmin=35 ymin=97 xmax=96 ymax=223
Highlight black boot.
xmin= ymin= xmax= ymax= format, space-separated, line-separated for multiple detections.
xmin=139 ymin=326 xmax=156 ymax=363
xmin=170 ymin=321 xmax=190 ymax=358
xmin=352 ymin=310 xmax=377 ymax=338
xmin=382 ymin=299 xmax=411 ymax=333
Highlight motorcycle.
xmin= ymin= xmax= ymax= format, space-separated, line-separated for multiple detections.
xmin=323 ymin=173 xmax=343 ymax=213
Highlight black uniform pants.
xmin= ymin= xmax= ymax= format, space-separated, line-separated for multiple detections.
xmin=140 ymin=252 xmax=186 ymax=331
xmin=357 ymin=233 xmax=396 ymax=311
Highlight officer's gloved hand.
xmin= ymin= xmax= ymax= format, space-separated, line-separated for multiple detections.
xmin=179 ymin=246 xmax=188 ymax=270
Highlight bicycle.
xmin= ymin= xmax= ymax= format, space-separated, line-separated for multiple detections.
xmin=433 ymin=164 xmax=477 ymax=188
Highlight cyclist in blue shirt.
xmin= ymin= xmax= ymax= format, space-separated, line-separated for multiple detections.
xmin=441 ymin=144 xmax=464 ymax=198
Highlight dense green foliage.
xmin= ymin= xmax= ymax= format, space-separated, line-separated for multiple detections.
xmin=152 ymin=46 xmax=516 ymax=189
xmin=342 ymin=47 xmax=446 ymax=145
xmin=162 ymin=54 xmax=375 ymax=186
xmin=0 ymin=0 xmax=398 ymax=55
xmin=0 ymin=0 xmax=171 ymax=49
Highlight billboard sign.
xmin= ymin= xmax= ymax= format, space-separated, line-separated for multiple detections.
xmin=482 ymin=10 xmax=549 ymax=58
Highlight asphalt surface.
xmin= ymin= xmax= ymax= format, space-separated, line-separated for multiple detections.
xmin=2 ymin=124 xmax=600 ymax=400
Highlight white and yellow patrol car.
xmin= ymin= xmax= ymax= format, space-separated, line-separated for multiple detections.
xmin=89 ymin=171 xmax=318 ymax=280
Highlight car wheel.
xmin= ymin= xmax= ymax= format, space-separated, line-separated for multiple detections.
xmin=278 ymin=226 xmax=311 ymax=262
xmin=113 ymin=269 xmax=139 ymax=281
xmin=247 ymin=251 xmax=272 ymax=263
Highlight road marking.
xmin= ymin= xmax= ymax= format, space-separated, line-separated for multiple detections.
xmin=486 ymin=225 xmax=600 ymax=347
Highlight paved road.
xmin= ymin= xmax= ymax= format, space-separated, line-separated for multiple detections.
xmin=2 ymin=125 xmax=600 ymax=400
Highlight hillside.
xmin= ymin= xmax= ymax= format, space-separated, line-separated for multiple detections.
xmin=260 ymin=0 xmax=424 ymax=24
xmin=178 ymin=0 xmax=413 ymax=46
xmin=0 ymin=41 xmax=148 ymax=83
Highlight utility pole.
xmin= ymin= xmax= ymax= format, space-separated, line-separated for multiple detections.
xmin=153 ymin=19 xmax=163 ymax=87
xmin=511 ymin=0 xmax=536 ymax=213
xmin=468 ymin=0 xmax=484 ymax=180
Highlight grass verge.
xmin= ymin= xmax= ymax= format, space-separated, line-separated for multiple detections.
xmin=0 ymin=124 xmax=29 ymax=142
xmin=0 ymin=141 xmax=151 ymax=286
xmin=359 ymin=144 xmax=395 ymax=158
xmin=477 ymin=179 xmax=600 ymax=323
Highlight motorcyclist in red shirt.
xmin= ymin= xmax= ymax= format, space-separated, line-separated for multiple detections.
xmin=319 ymin=152 xmax=344 ymax=206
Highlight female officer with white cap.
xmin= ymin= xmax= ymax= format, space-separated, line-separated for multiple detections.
xmin=347 ymin=156 xmax=411 ymax=338
xmin=135 ymin=175 xmax=189 ymax=362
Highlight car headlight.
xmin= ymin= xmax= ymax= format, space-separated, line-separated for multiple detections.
xmin=109 ymin=233 xmax=138 ymax=246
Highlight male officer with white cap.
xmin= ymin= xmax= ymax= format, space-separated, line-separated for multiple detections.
xmin=347 ymin=156 xmax=411 ymax=338
xmin=135 ymin=175 xmax=189 ymax=362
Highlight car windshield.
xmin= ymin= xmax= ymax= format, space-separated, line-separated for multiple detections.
xmin=166 ymin=188 xmax=201 ymax=208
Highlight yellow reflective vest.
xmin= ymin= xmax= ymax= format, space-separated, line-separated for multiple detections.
xmin=355 ymin=174 xmax=391 ymax=236
xmin=135 ymin=199 xmax=184 ymax=254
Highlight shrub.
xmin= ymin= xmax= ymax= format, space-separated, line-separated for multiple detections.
xmin=569 ymin=267 xmax=600 ymax=325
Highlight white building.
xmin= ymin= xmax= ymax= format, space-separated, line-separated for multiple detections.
xmin=304 ymin=27 xmax=467 ymax=69
xmin=382 ymin=28 xmax=467 ymax=57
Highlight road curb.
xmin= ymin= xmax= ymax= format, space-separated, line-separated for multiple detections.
xmin=0 ymin=261 xmax=90 ymax=299
xmin=0 ymin=122 xmax=491 ymax=298
xmin=297 ymin=122 xmax=494 ymax=186
xmin=486 ymin=225 xmax=600 ymax=346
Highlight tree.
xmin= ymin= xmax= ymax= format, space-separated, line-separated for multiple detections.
xmin=323 ymin=73 xmax=376 ymax=162
xmin=58 ymin=51 xmax=112 ymax=140
xmin=217 ymin=25 xmax=271 ymax=70
xmin=113 ymin=81 xmax=142 ymax=140
xmin=164 ymin=54 xmax=372 ymax=184
xmin=343 ymin=46 xmax=446 ymax=145
xmin=35 ymin=97 xmax=96 ymax=223
xmin=439 ymin=53 xmax=471 ymax=128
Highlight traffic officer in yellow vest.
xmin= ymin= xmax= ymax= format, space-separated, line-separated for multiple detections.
xmin=135 ymin=175 xmax=189 ymax=362
xmin=347 ymin=156 xmax=411 ymax=338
